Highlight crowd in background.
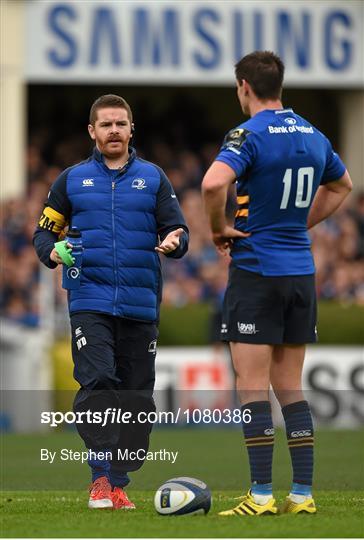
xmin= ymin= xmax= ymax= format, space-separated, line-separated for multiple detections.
xmin=1 ymin=128 xmax=364 ymax=329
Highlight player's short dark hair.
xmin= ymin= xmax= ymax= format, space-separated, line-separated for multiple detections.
xmin=235 ymin=51 xmax=285 ymax=100
xmin=89 ymin=94 xmax=133 ymax=125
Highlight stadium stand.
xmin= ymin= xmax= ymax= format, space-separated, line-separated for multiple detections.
xmin=1 ymin=125 xmax=364 ymax=329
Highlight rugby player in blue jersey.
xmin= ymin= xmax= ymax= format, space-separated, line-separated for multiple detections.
xmin=202 ymin=51 xmax=352 ymax=516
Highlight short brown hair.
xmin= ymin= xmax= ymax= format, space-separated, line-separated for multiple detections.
xmin=89 ymin=94 xmax=133 ymax=125
xmin=235 ymin=51 xmax=284 ymax=100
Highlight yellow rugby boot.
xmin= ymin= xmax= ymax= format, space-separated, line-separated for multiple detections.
xmin=218 ymin=490 xmax=278 ymax=516
xmin=280 ymin=496 xmax=317 ymax=514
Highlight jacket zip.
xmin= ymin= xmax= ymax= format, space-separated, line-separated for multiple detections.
xmin=111 ymin=180 xmax=118 ymax=315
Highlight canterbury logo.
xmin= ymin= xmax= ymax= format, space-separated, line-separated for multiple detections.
xmin=264 ymin=428 xmax=275 ymax=436
xmin=82 ymin=179 xmax=94 ymax=186
xmin=290 ymin=430 xmax=312 ymax=438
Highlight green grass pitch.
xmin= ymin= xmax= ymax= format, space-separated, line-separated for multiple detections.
xmin=1 ymin=428 xmax=364 ymax=537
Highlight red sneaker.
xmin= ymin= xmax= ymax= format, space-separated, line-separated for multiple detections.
xmin=112 ymin=487 xmax=136 ymax=510
xmin=88 ymin=476 xmax=113 ymax=509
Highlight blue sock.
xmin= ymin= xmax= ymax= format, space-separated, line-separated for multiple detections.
xmin=282 ymin=400 xmax=314 ymax=496
xmin=88 ymin=449 xmax=111 ymax=482
xmin=242 ymin=401 xmax=274 ymax=497
xmin=109 ymin=469 xmax=130 ymax=489
xmin=291 ymin=483 xmax=312 ymax=497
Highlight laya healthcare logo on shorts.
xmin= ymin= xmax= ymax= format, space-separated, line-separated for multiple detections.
xmin=237 ymin=322 xmax=258 ymax=334
xmin=132 ymin=178 xmax=147 ymax=190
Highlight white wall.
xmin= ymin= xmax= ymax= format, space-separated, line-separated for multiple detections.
xmin=0 ymin=1 xmax=26 ymax=200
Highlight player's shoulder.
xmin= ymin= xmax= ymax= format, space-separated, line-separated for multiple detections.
xmin=222 ymin=113 xmax=274 ymax=148
xmin=222 ymin=122 xmax=255 ymax=153
xmin=136 ymin=156 xmax=161 ymax=172
xmin=238 ymin=110 xmax=288 ymax=134
xmin=135 ymin=157 xmax=168 ymax=183
xmin=51 ymin=162 xmax=81 ymax=187
xmin=292 ymin=113 xmax=332 ymax=147
xmin=56 ymin=156 xmax=94 ymax=183
xmin=68 ymin=156 xmax=95 ymax=176
xmin=50 ymin=157 xmax=93 ymax=198
xmin=289 ymin=112 xmax=319 ymax=130
xmin=239 ymin=115 xmax=264 ymax=133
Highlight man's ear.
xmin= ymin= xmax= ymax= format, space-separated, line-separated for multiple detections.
xmin=242 ymin=79 xmax=251 ymax=97
xmin=88 ymin=124 xmax=96 ymax=140
xmin=131 ymin=123 xmax=135 ymax=136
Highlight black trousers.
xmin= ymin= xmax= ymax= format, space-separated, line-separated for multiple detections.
xmin=70 ymin=312 xmax=158 ymax=474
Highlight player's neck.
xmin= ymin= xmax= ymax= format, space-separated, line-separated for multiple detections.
xmin=103 ymin=151 xmax=129 ymax=170
xmin=249 ymin=99 xmax=283 ymax=117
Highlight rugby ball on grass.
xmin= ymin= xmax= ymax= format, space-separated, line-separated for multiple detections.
xmin=154 ymin=477 xmax=211 ymax=515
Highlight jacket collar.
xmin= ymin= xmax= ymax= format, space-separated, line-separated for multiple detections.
xmin=92 ymin=146 xmax=137 ymax=168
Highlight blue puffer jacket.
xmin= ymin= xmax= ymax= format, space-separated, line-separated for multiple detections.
xmin=33 ymin=148 xmax=188 ymax=322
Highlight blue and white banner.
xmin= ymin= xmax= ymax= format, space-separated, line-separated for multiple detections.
xmin=25 ymin=0 xmax=364 ymax=86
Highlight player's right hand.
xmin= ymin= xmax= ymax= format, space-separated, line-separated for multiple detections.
xmin=50 ymin=248 xmax=63 ymax=265
xmin=50 ymin=243 xmax=73 ymax=265
xmin=212 ymin=226 xmax=250 ymax=257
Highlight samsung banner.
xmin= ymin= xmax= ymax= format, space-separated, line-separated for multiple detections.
xmin=25 ymin=0 xmax=364 ymax=86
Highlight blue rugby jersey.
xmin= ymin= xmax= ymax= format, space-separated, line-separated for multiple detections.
xmin=215 ymin=108 xmax=346 ymax=276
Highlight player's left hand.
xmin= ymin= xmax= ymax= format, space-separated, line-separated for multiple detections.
xmin=155 ymin=228 xmax=185 ymax=255
xmin=212 ymin=226 xmax=250 ymax=256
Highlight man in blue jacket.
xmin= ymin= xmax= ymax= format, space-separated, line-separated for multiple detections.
xmin=33 ymin=94 xmax=189 ymax=509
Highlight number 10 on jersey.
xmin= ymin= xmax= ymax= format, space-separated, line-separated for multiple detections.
xmin=280 ymin=167 xmax=314 ymax=209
